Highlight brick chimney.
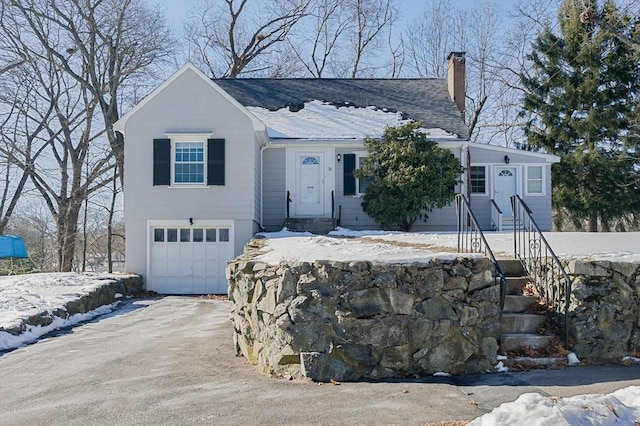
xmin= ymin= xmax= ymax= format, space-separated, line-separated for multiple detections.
xmin=447 ymin=52 xmax=466 ymax=120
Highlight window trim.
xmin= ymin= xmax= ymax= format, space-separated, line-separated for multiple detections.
xmin=162 ymin=133 xmax=219 ymax=188
xmin=469 ymin=164 xmax=488 ymax=196
xmin=525 ymin=164 xmax=545 ymax=196
xmin=173 ymin=141 xmax=206 ymax=186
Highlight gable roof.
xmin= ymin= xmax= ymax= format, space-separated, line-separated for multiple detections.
xmin=113 ymin=63 xmax=265 ymax=134
xmin=214 ymin=78 xmax=469 ymax=140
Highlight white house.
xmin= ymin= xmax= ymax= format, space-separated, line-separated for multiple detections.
xmin=114 ymin=52 xmax=560 ymax=295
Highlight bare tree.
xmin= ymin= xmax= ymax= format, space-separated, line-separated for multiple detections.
xmin=0 ymin=0 xmax=173 ymax=270
xmin=287 ymin=0 xmax=398 ymax=77
xmin=405 ymin=0 xmax=458 ymax=78
xmin=289 ymin=0 xmax=350 ymax=77
xmin=185 ymin=0 xmax=310 ymax=78
xmin=3 ymin=0 xmax=174 ymax=184
xmin=0 ymin=70 xmax=55 ymax=234
xmin=5 ymin=202 xmax=56 ymax=270
xmin=345 ymin=0 xmax=397 ymax=77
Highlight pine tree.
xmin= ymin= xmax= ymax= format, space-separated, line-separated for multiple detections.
xmin=521 ymin=0 xmax=640 ymax=231
xmin=356 ymin=122 xmax=463 ymax=231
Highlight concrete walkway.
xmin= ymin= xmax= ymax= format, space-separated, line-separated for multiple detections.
xmin=1 ymin=296 xmax=639 ymax=425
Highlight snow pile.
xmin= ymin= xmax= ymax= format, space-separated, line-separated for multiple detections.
xmin=246 ymin=101 xmax=458 ymax=140
xmin=469 ymin=386 xmax=640 ymax=425
xmin=0 ymin=272 xmax=134 ymax=350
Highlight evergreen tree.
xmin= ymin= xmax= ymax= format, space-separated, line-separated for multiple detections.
xmin=521 ymin=0 xmax=639 ymax=231
xmin=356 ymin=122 xmax=463 ymax=231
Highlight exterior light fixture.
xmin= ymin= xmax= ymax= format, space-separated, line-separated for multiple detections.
xmin=504 ymin=155 xmax=510 ymax=164
xmin=189 ymin=217 xmax=193 ymax=225
xmin=337 ymin=153 xmax=341 ymax=163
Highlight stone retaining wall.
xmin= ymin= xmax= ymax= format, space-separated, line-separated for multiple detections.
xmin=3 ymin=275 xmax=143 ymax=336
xmin=227 ymin=255 xmax=501 ymax=382
xmin=567 ymin=260 xmax=640 ymax=359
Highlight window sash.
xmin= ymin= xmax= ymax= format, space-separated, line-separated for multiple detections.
xmin=174 ymin=142 xmax=205 ymax=184
xmin=470 ymin=166 xmax=486 ymax=194
xmin=526 ymin=165 xmax=544 ymax=194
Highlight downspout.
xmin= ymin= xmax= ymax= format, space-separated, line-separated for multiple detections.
xmin=260 ymin=144 xmax=268 ymax=231
xmin=465 ymin=143 xmax=471 ymax=202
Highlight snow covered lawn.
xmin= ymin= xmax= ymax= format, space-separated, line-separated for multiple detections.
xmin=255 ymin=229 xmax=640 ymax=264
xmin=0 ymin=272 xmax=136 ymax=351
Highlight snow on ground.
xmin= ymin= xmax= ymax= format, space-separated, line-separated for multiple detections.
xmin=255 ymin=228 xmax=640 ymax=264
xmin=0 ymin=272 xmax=134 ymax=350
xmin=469 ymin=386 xmax=640 ymax=425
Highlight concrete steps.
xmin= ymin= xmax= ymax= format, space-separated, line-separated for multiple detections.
xmin=502 ymin=313 xmax=545 ymax=333
xmin=284 ymin=218 xmax=335 ymax=234
xmin=503 ymin=295 xmax=538 ymax=313
xmin=497 ymin=258 xmax=564 ymax=368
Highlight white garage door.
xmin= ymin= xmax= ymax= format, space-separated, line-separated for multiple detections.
xmin=148 ymin=221 xmax=234 ymax=294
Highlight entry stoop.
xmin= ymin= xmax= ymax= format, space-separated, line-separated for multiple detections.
xmin=284 ymin=218 xmax=336 ymax=234
xmin=497 ymin=258 xmax=566 ymax=369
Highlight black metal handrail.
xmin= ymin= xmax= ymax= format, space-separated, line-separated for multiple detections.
xmin=490 ymin=199 xmax=503 ymax=231
xmin=331 ymin=190 xmax=335 ymax=219
xmin=455 ymin=194 xmax=507 ymax=309
xmin=510 ymin=194 xmax=572 ymax=348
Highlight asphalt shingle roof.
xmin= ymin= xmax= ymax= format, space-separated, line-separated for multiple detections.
xmin=214 ymin=78 xmax=469 ymax=139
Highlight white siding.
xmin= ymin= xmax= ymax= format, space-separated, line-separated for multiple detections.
xmin=121 ymin=68 xmax=260 ymax=276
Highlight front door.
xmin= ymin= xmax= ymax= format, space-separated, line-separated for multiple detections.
xmin=295 ymin=153 xmax=324 ymax=216
xmin=494 ymin=166 xmax=517 ymax=217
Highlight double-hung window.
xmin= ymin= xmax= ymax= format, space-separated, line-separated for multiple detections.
xmin=153 ymin=135 xmax=225 ymax=187
xmin=174 ymin=142 xmax=204 ymax=184
xmin=470 ymin=165 xmax=486 ymax=194
xmin=526 ymin=165 xmax=544 ymax=195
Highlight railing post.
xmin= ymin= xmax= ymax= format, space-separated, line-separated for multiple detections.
xmin=331 ymin=190 xmax=334 ymax=219
xmin=455 ymin=193 xmax=506 ymax=310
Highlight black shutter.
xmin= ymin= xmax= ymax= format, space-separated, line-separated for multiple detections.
xmin=343 ymin=153 xmax=356 ymax=196
xmin=153 ymin=138 xmax=171 ymax=186
xmin=207 ymin=138 xmax=225 ymax=186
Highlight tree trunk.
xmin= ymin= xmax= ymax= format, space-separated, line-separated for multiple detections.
xmin=588 ymin=211 xmax=598 ymax=232
xmin=57 ymin=201 xmax=81 ymax=272
xmin=107 ymin=165 xmax=118 ymax=273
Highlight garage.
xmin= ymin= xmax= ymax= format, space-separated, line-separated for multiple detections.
xmin=148 ymin=220 xmax=234 ymax=294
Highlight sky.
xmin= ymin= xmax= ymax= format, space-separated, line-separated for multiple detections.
xmin=153 ymin=0 xmax=505 ymax=35
xmin=155 ymin=0 xmax=458 ymax=28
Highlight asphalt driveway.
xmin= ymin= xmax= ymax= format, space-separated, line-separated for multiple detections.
xmin=1 ymin=296 xmax=639 ymax=425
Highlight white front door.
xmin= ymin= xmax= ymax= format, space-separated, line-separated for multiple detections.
xmin=295 ymin=153 xmax=324 ymax=216
xmin=494 ymin=167 xmax=517 ymax=217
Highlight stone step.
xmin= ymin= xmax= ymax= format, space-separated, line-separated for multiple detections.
xmin=500 ymin=333 xmax=553 ymax=352
xmin=503 ymin=295 xmax=537 ymax=313
xmin=505 ymin=277 xmax=529 ymax=295
xmin=501 ymin=313 xmax=546 ymax=334
xmin=496 ymin=259 xmax=524 ymax=277
xmin=284 ymin=218 xmax=335 ymax=235
xmin=502 ymin=356 xmax=567 ymax=370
